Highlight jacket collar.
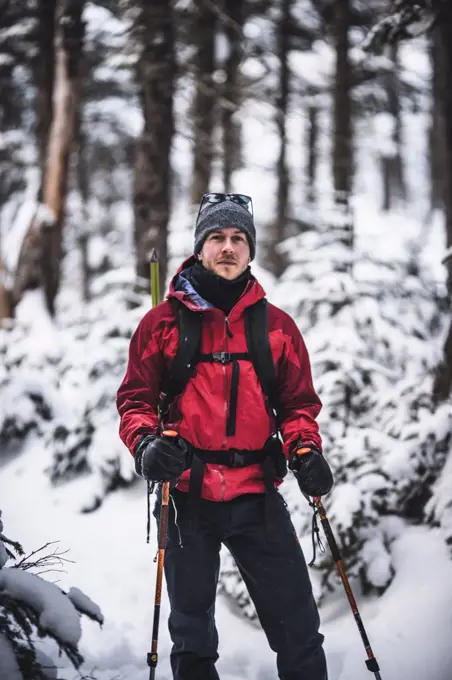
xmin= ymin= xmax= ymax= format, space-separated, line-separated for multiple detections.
xmin=167 ymin=255 xmax=266 ymax=315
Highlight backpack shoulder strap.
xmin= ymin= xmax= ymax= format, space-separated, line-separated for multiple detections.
xmin=244 ymin=298 xmax=279 ymax=415
xmin=160 ymin=299 xmax=202 ymax=417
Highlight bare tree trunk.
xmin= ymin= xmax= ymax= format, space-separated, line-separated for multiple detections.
xmin=75 ymin=109 xmax=90 ymax=303
xmin=35 ymin=0 xmax=57 ymax=191
xmin=429 ymin=35 xmax=446 ymax=213
xmin=265 ymin=0 xmax=291 ymax=276
xmin=306 ymin=96 xmax=319 ymax=204
xmin=40 ymin=0 xmax=85 ymax=315
xmin=381 ymin=43 xmax=406 ymax=211
xmin=332 ymin=0 xmax=353 ymax=199
xmin=12 ymin=0 xmax=85 ymax=316
xmin=190 ymin=0 xmax=216 ymax=203
xmin=433 ymin=320 xmax=452 ymax=405
xmin=133 ymin=0 xmax=175 ymax=294
xmin=436 ymin=14 xmax=452 ymax=293
xmin=222 ymin=0 xmax=245 ymax=192
xmin=0 ymin=253 xmax=12 ymax=324
xmin=433 ymin=7 xmax=452 ymax=404
xmin=329 ymin=0 xmax=354 ymax=290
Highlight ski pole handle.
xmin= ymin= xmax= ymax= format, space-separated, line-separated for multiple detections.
xmin=161 ymin=430 xmax=178 ymax=439
xmin=296 ymin=446 xmax=313 ymax=456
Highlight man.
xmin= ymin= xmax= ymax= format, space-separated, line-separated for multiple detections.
xmin=117 ymin=193 xmax=333 ymax=680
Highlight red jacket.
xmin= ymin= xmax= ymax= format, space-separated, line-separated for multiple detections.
xmin=116 ymin=257 xmax=322 ymax=501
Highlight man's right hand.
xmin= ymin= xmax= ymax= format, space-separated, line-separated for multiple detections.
xmin=134 ymin=433 xmax=188 ymax=482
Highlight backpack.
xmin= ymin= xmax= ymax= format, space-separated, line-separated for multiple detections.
xmin=158 ymin=297 xmax=287 ymax=533
xmin=159 ymin=297 xmax=280 ymax=429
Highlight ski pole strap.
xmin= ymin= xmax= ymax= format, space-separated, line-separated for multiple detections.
xmin=306 ymin=496 xmax=325 ymax=567
xmin=146 ymin=481 xmax=156 ymax=544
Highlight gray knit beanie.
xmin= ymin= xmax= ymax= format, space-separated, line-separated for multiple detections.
xmin=194 ymin=200 xmax=256 ymax=260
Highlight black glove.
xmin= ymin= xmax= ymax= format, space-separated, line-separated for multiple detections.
xmin=289 ymin=441 xmax=334 ymax=497
xmin=134 ymin=433 xmax=188 ymax=482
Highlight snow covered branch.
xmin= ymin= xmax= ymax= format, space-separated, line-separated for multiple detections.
xmin=363 ymin=1 xmax=438 ymax=52
xmin=0 ymin=512 xmax=103 ymax=680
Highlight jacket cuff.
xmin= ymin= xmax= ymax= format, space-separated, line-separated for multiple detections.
xmin=134 ymin=433 xmax=157 ymax=477
xmin=288 ymin=438 xmax=322 ymax=459
xmin=134 ymin=433 xmax=156 ymax=458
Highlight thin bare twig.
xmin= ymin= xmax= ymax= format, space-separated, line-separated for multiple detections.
xmin=15 ymin=541 xmax=74 ymax=573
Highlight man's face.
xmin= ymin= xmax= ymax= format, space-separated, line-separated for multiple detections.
xmin=198 ymin=227 xmax=251 ymax=280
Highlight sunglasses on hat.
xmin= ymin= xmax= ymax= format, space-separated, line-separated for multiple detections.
xmin=196 ymin=193 xmax=253 ymax=226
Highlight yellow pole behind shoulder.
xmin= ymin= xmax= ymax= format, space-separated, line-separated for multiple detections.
xmin=150 ymin=249 xmax=160 ymax=309
xmin=148 ymin=247 xmax=169 ymax=680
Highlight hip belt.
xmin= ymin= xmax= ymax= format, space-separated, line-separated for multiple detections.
xmin=184 ymin=437 xmax=287 ymax=536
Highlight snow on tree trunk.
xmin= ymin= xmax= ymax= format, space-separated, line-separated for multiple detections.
xmin=10 ymin=0 xmax=85 ymax=317
xmin=41 ymin=0 xmax=85 ymax=316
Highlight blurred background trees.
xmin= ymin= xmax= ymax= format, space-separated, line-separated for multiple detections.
xmin=2 ymin=0 xmax=449 ymax=310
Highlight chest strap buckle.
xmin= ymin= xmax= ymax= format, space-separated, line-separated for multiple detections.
xmin=212 ymin=351 xmax=232 ymax=364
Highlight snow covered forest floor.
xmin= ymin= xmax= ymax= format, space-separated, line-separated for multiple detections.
xmin=3 ymin=436 xmax=452 ymax=680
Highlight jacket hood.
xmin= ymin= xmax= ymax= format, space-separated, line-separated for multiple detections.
xmin=167 ymin=255 xmax=266 ymax=315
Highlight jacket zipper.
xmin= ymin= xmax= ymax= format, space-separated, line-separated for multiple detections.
xmin=222 ymin=315 xmax=230 ymax=448
xmin=225 ymin=317 xmax=233 ymax=338
xmin=220 ymin=315 xmax=232 ymax=500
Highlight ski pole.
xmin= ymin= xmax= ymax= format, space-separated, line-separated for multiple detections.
xmin=313 ymin=496 xmax=382 ymax=680
xmin=147 ymin=249 xmax=172 ymax=680
xmin=148 ymin=442 xmax=174 ymax=680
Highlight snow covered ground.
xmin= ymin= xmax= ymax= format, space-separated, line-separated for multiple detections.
xmin=2 ymin=437 xmax=452 ymax=680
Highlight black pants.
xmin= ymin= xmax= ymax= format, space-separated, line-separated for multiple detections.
xmin=155 ymin=489 xmax=327 ymax=680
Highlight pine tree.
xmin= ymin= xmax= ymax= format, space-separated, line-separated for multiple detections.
xmin=0 ymin=512 xmax=103 ymax=679
xmin=276 ymin=215 xmax=450 ymax=598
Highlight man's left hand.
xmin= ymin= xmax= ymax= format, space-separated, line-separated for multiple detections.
xmin=289 ymin=442 xmax=334 ymax=497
